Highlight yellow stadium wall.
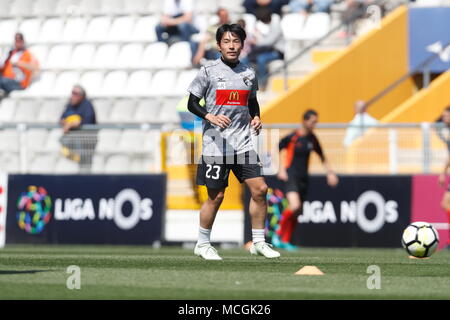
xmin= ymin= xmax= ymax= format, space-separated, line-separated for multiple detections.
xmin=380 ymin=70 xmax=450 ymax=123
xmin=262 ymin=6 xmax=413 ymax=123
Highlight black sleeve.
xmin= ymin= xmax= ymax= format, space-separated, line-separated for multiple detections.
xmin=312 ymin=134 xmax=326 ymax=162
xmin=187 ymin=93 xmax=208 ymax=120
xmin=248 ymin=97 xmax=260 ymax=119
xmin=279 ymin=132 xmax=294 ymax=151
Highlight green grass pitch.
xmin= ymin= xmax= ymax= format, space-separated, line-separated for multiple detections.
xmin=0 ymin=245 xmax=449 ymax=300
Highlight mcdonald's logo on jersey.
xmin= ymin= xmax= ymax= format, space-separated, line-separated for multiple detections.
xmin=216 ymin=90 xmax=250 ymax=106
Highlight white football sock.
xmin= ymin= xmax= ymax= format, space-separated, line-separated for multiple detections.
xmin=197 ymin=226 xmax=211 ymax=246
xmin=252 ymin=229 xmax=265 ymax=244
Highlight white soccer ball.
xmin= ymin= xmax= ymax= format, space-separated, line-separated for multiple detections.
xmin=402 ymin=221 xmax=439 ymax=258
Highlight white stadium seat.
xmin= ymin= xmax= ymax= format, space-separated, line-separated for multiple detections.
xmin=91 ymin=154 xmax=105 ymax=173
xmin=108 ymin=16 xmax=136 ymax=42
xmin=159 ymin=98 xmax=181 ymax=122
xmin=196 ymin=0 xmax=219 ymax=13
xmin=92 ymin=99 xmax=112 ymax=123
xmin=52 ymin=71 xmax=80 ymax=97
xmin=84 ymin=16 xmax=112 ymax=43
xmin=44 ymin=128 xmax=63 ymax=152
xmin=13 ymin=100 xmax=40 ymax=123
xmin=0 ymin=0 xmax=12 ymax=17
xmin=0 ymin=99 xmax=16 ymax=122
xmin=149 ymin=70 xmax=177 ymax=96
xmin=125 ymin=71 xmax=152 ymax=97
xmin=79 ymin=71 xmax=105 ymax=97
xmin=116 ymin=44 xmax=144 ymax=69
xmin=44 ymin=44 xmax=73 ymax=69
xmin=25 ymin=129 xmax=49 ymax=152
xmin=141 ymin=42 xmax=168 ymax=69
xmin=123 ymin=0 xmax=150 ymax=14
xmin=55 ymin=0 xmax=83 ymax=15
xmin=133 ymin=99 xmax=162 ymax=123
xmin=118 ymin=129 xmax=148 ymax=152
xmin=32 ymin=0 xmax=57 ymax=17
xmin=0 ymin=129 xmax=20 ymax=152
xmin=38 ymin=99 xmax=66 ymax=123
xmin=131 ymin=15 xmax=158 ymax=42
xmin=96 ymin=129 xmax=123 ymax=152
xmin=54 ymin=157 xmax=80 ymax=173
xmin=25 ymin=71 xmax=57 ymax=97
xmin=68 ymin=44 xmax=96 ymax=69
xmin=109 ymin=99 xmax=136 ymax=123
xmin=92 ymin=43 xmax=120 ymax=69
xmin=175 ymin=70 xmax=198 ymax=95
xmin=29 ymin=154 xmax=57 ymax=174
xmin=104 ymin=155 xmax=130 ymax=173
xmin=298 ymin=13 xmax=331 ymax=40
xmin=9 ymin=0 xmax=34 ymax=17
xmin=28 ymin=45 xmax=49 ymax=66
xmin=147 ymin=0 xmax=163 ymax=14
xmin=100 ymin=0 xmax=123 ymax=15
xmin=78 ymin=0 xmax=101 ymax=15
xmin=99 ymin=71 xmax=128 ymax=97
xmin=163 ymin=41 xmax=192 ymax=69
xmin=0 ymin=20 xmax=19 ymax=45
xmin=18 ymin=19 xmax=42 ymax=44
xmin=61 ymin=18 xmax=89 ymax=43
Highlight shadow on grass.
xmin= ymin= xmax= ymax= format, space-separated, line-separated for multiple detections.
xmin=0 ymin=270 xmax=55 ymax=275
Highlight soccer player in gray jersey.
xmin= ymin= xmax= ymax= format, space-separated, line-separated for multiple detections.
xmin=187 ymin=24 xmax=280 ymax=260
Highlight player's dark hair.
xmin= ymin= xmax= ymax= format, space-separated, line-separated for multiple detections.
xmin=216 ymin=23 xmax=246 ymax=44
xmin=15 ymin=32 xmax=24 ymax=41
xmin=303 ymin=109 xmax=318 ymax=121
xmin=255 ymin=6 xmax=272 ymax=24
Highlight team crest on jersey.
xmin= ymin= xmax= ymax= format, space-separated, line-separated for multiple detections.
xmin=243 ymin=77 xmax=252 ymax=87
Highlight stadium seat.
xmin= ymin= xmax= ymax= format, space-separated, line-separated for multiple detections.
xmin=174 ymin=70 xmax=198 ymax=95
xmin=147 ymin=0 xmax=163 ymax=14
xmin=44 ymin=44 xmax=73 ymax=69
xmin=25 ymin=129 xmax=49 ymax=152
xmin=219 ymin=0 xmax=245 ymax=13
xmin=0 ymin=99 xmax=16 ymax=122
xmin=118 ymin=129 xmax=148 ymax=152
xmin=196 ymin=0 xmax=219 ymax=13
xmin=163 ymin=41 xmax=192 ymax=69
xmin=116 ymin=43 xmax=144 ymax=69
xmin=159 ymin=98 xmax=181 ymax=122
xmin=17 ymin=19 xmax=42 ymax=44
xmin=3 ymin=154 xmax=20 ymax=172
xmin=99 ymin=71 xmax=128 ymax=97
xmin=84 ymin=16 xmax=112 ymax=43
xmin=129 ymin=156 xmax=145 ymax=173
xmin=100 ymin=0 xmax=123 ymax=15
xmin=104 ymin=155 xmax=130 ymax=173
xmin=37 ymin=99 xmax=65 ymax=123
xmin=123 ymin=0 xmax=150 ymax=14
xmin=52 ymin=71 xmax=80 ymax=97
xmin=32 ymin=0 xmax=57 ymax=17
xmin=44 ymin=128 xmax=63 ymax=152
xmin=92 ymin=43 xmax=120 ymax=69
xmin=54 ymin=157 xmax=80 ymax=173
xmin=242 ymin=14 xmax=257 ymax=35
xmin=96 ymin=129 xmax=122 ymax=152
xmin=79 ymin=71 xmax=105 ymax=96
xmin=0 ymin=0 xmax=12 ymax=17
xmin=91 ymin=154 xmax=105 ymax=173
xmin=125 ymin=71 xmax=153 ymax=97
xmin=92 ymin=98 xmax=112 ymax=123
xmin=78 ymin=0 xmax=101 ymax=15
xmin=0 ymin=129 xmax=20 ymax=152
xmin=29 ymin=154 xmax=57 ymax=174
xmin=141 ymin=42 xmax=168 ymax=69
xmin=281 ymin=13 xmax=306 ymax=40
xmin=109 ymin=99 xmax=136 ymax=123
xmin=0 ymin=19 xmax=19 ymax=45
xmin=28 ymin=45 xmax=49 ymax=66
xmin=54 ymin=0 xmax=82 ymax=15
xmin=68 ymin=44 xmax=96 ymax=69
xmin=13 ymin=100 xmax=40 ymax=123
xmin=133 ymin=99 xmax=162 ymax=123
xmin=108 ymin=16 xmax=136 ymax=42
xmin=149 ymin=70 xmax=177 ymax=96
xmin=298 ymin=13 xmax=331 ymax=40
xmin=61 ymin=17 xmax=89 ymax=43
xmin=131 ymin=15 xmax=158 ymax=42
xmin=25 ymin=71 xmax=57 ymax=97
xmin=9 ymin=0 xmax=34 ymax=17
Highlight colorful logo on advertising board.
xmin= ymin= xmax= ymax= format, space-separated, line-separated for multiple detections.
xmin=16 ymin=186 xmax=52 ymax=234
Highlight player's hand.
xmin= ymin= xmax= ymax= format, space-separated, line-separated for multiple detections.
xmin=327 ymin=172 xmax=339 ymax=188
xmin=250 ymin=116 xmax=262 ymax=135
xmin=438 ymin=173 xmax=446 ymax=187
xmin=277 ymin=170 xmax=288 ymax=182
xmin=205 ymin=114 xmax=231 ymax=129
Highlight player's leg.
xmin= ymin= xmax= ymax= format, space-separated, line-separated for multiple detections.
xmin=194 ymin=156 xmax=229 ymax=260
xmin=274 ymin=191 xmax=301 ymax=250
xmin=244 ymin=176 xmax=280 ymax=258
xmin=440 ymin=190 xmax=450 ymax=247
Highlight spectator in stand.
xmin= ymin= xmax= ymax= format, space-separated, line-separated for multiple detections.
xmin=248 ymin=7 xmax=285 ymax=90
xmin=343 ymin=100 xmax=378 ymax=147
xmin=155 ymin=0 xmax=199 ymax=45
xmin=243 ymin=0 xmax=290 ymax=16
xmin=237 ymin=18 xmax=256 ymax=65
xmin=192 ymin=8 xmax=231 ymax=66
xmin=289 ymin=0 xmax=334 ymax=14
xmin=339 ymin=0 xmax=368 ymax=38
xmin=0 ymin=32 xmax=39 ymax=99
xmin=59 ymin=85 xmax=97 ymax=173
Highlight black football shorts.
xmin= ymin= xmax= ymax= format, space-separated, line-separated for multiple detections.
xmin=284 ymin=175 xmax=309 ymax=200
xmin=197 ymin=150 xmax=263 ymax=189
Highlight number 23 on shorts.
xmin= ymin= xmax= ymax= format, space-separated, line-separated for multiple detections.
xmin=205 ymin=164 xmax=221 ymax=180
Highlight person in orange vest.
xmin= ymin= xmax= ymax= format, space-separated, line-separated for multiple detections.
xmin=0 ymin=33 xmax=39 ymax=98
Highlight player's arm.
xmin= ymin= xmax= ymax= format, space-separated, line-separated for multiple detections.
xmin=249 ymin=97 xmax=262 ymax=134
xmin=314 ymin=136 xmax=338 ymax=187
xmin=187 ymin=93 xmax=230 ymax=129
xmin=439 ymin=156 xmax=450 ymax=187
xmin=277 ymin=134 xmax=292 ymax=182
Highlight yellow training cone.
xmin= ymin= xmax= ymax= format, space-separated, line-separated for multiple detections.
xmin=295 ymin=266 xmax=324 ymax=275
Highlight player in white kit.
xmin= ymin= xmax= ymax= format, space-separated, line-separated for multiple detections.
xmin=187 ymin=24 xmax=280 ymax=260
